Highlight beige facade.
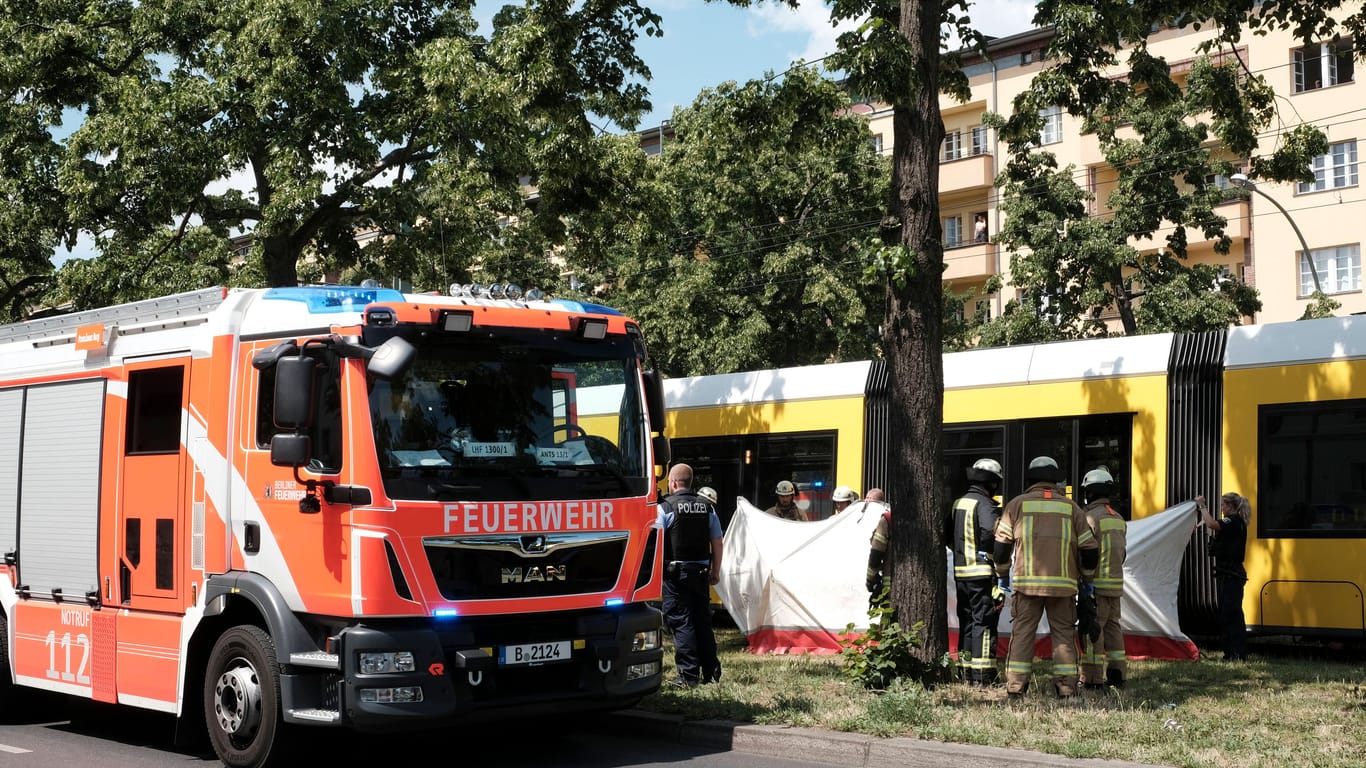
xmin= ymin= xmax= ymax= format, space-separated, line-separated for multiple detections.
xmin=863 ymin=16 xmax=1366 ymax=324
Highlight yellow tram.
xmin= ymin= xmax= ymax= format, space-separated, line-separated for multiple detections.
xmin=662 ymin=316 xmax=1366 ymax=640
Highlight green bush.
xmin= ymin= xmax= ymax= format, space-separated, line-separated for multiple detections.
xmin=839 ymin=584 xmax=940 ymax=689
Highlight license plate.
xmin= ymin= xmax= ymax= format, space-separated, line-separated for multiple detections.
xmin=500 ymin=641 xmax=571 ymax=666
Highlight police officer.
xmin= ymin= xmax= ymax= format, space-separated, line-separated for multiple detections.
xmin=831 ymin=485 xmax=858 ymax=515
xmin=766 ymin=480 xmax=806 ymax=521
xmin=949 ymin=458 xmax=1003 ymax=685
xmin=1078 ymin=467 xmax=1127 ymax=690
xmin=994 ymin=456 xmax=1099 ymax=700
xmin=659 ymin=463 xmax=724 ymax=687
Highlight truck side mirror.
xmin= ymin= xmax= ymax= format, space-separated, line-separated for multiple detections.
xmin=642 ymin=369 xmax=666 ymax=434
xmin=367 ymin=336 xmax=415 ymax=379
xmin=652 ymin=434 xmax=671 ymax=468
xmin=270 ymin=433 xmax=312 ymax=467
xmin=274 ymin=355 xmax=317 ymax=429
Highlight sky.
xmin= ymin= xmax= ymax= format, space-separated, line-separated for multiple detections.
xmin=624 ymin=0 xmax=1041 ymax=131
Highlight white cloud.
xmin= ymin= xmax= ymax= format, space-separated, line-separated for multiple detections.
xmin=745 ymin=0 xmax=1038 ymax=68
xmin=745 ymin=0 xmax=856 ymax=69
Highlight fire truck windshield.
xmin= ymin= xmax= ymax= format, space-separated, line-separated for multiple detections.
xmin=368 ymin=330 xmax=650 ymax=502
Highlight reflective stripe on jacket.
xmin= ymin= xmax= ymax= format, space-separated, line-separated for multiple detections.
xmin=995 ymin=483 xmax=1097 ymax=597
xmin=1084 ymin=499 xmax=1127 ymax=595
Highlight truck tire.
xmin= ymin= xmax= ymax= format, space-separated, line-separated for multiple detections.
xmin=204 ymin=625 xmax=290 ymax=768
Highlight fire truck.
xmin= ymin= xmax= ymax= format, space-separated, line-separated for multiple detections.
xmin=0 ymin=284 xmax=670 ymax=766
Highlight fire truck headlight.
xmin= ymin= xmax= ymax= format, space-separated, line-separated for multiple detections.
xmin=627 ymin=661 xmax=660 ymax=681
xmin=632 ymin=629 xmax=660 ymax=652
xmin=359 ymin=686 xmax=424 ymax=703
xmin=359 ymin=651 xmax=416 ymax=674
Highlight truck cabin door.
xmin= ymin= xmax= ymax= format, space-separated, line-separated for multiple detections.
xmin=116 ymin=359 xmax=189 ymax=608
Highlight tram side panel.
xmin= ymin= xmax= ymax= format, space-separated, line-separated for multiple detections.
xmin=1223 ymin=355 xmax=1366 ymax=640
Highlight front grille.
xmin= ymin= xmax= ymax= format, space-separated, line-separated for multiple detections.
xmin=425 ymin=531 xmax=627 ymax=600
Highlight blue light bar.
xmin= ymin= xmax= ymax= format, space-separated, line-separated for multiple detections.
xmin=549 ymin=298 xmax=623 ymax=316
xmin=604 ymin=598 xmax=625 ymax=607
xmin=433 ymin=608 xmax=459 ymax=619
xmin=812 ymin=481 xmax=825 ymax=488
xmin=262 ymin=286 xmax=406 ymax=314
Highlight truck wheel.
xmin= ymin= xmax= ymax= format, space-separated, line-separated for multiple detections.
xmin=204 ymin=625 xmax=288 ymax=768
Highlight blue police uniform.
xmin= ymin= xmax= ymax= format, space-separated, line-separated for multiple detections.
xmin=658 ymin=489 xmax=723 ymax=685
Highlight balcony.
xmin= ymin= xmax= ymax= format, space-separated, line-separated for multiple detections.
xmin=1125 ymin=197 xmax=1248 ymax=253
xmin=939 ymin=152 xmax=994 ymax=193
xmin=942 ymin=240 xmax=997 ymax=282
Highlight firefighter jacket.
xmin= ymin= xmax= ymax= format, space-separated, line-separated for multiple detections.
xmin=1083 ymin=498 xmax=1127 ymax=596
xmin=994 ymin=482 xmax=1098 ymax=597
xmin=662 ymin=490 xmax=716 ymax=563
xmin=949 ymin=484 xmax=1000 ymax=582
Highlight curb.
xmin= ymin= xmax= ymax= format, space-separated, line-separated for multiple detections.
xmin=599 ymin=710 xmax=1168 ymax=768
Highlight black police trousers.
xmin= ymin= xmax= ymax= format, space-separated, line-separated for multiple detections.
xmin=661 ymin=565 xmax=720 ymax=685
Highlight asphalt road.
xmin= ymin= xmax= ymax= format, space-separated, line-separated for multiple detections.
xmin=0 ymin=691 xmax=835 ymax=768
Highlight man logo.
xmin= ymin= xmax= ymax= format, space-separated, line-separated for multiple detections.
xmin=520 ymin=535 xmax=547 ymax=554
xmin=501 ymin=565 xmax=567 ymax=584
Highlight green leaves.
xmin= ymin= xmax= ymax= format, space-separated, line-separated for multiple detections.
xmin=0 ymin=0 xmax=667 ymax=305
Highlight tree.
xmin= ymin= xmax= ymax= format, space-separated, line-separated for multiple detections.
xmin=751 ymin=0 xmax=1364 ymax=684
xmin=0 ymin=0 xmax=665 ymax=309
xmin=562 ymin=66 xmax=889 ymax=377
xmin=989 ymin=3 xmax=1351 ymax=336
xmin=818 ymin=0 xmax=981 ymax=680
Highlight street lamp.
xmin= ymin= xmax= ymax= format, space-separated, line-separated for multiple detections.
xmin=1229 ymin=172 xmax=1324 ymax=295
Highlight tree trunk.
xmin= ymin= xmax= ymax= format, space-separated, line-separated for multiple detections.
xmin=885 ymin=0 xmax=950 ymax=680
xmin=262 ymin=234 xmax=300 ymax=287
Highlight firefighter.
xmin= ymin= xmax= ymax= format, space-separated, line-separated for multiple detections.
xmin=866 ymin=506 xmax=890 ymax=598
xmin=659 ymin=463 xmax=724 ymax=687
xmin=994 ymin=456 xmax=1099 ymax=700
xmin=831 ymin=485 xmax=858 ymax=515
xmin=949 ymin=458 xmax=1004 ymax=685
xmin=766 ymin=480 xmax=806 ymax=521
xmin=1078 ymin=467 xmax=1128 ymax=690
xmin=698 ymin=486 xmax=719 ymax=505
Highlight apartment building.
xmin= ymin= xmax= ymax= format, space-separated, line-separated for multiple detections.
xmin=861 ymin=18 xmax=1365 ymax=324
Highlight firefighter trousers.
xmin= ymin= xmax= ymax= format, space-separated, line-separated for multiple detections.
xmin=1080 ymin=594 xmax=1126 ymax=685
xmin=1005 ymin=592 xmax=1079 ymax=696
xmin=956 ymin=578 xmax=998 ymax=683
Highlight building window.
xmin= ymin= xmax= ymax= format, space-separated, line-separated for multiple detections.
xmin=942 ymin=130 xmax=963 ymax=161
xmin=1038 ymin=106 xmax=1063 ymax=145
xmin=1298 ymin=140 xmax=1358 ymax=194
xmin=871 ymin=133 xmax=884 ymax=154
xmin=1293 ymin=38 xmax=1354 ymax=93
xmin=1020 ymin=50 xmax=1035 ymax=66
xmin=1302 ymin=244 xmax=1361 ymax=297
xmin=973 ymin=299 xmax=993 ymax=321
xmin=970 ymin=126 xmax=989 ymax=156
xmin=943 ymin=215 xmax=964 ymax=248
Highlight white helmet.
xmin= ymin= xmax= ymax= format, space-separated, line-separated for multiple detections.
xmin=967 ymin=458 xmax=1003 ymax=484
xmin=1082 ymin=468 xmax=1114 ymax=487
xmin=831 ymin=485 xmax=858 ymax=503
xmin=698 ymin=486 xmax=718 ymax=505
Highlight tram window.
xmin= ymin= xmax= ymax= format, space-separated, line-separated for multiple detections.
xmin=943 ymin=426 xmax=1006 ymax=507
xmin=1021 ymin=414 xmax=1133 ymax=518
xmin=1260 ymin=400 xmax=1366 ymax=536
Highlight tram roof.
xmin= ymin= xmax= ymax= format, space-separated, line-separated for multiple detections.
xmin=1225 ymin=314 xmax=1366 ymax=369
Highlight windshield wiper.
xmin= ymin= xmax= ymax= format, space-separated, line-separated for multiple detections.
xmin=552 ymin=463 xmax=634 ymax=496
xmin=428 ymin=482 xmax=483 ymax=501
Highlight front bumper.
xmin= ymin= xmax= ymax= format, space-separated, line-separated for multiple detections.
xmin=282 ymin=603 xmax=663 ymax=731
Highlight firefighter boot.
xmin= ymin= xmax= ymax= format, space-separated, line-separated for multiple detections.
xmin=1106 ymin=668 xmax=1125 ymax=689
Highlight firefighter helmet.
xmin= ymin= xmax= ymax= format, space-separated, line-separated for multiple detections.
xmin=1026 ymin=455 xmax=1064 ymax=483
xmin=775 ymin=480 xmax=796 ymax=496
xmin=967 ymin=458 xmax=1003 ymax=485
xmin=831 ymin=485 xmax=858 ymax=503
xmin=1082 ymin=468 xmax=1114 ymax=487
xmin=698 ymin=486 xmax=718 ymax=505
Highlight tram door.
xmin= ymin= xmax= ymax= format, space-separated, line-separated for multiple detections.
xmin=945 ymin=414 xmax=1132 ymax=519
